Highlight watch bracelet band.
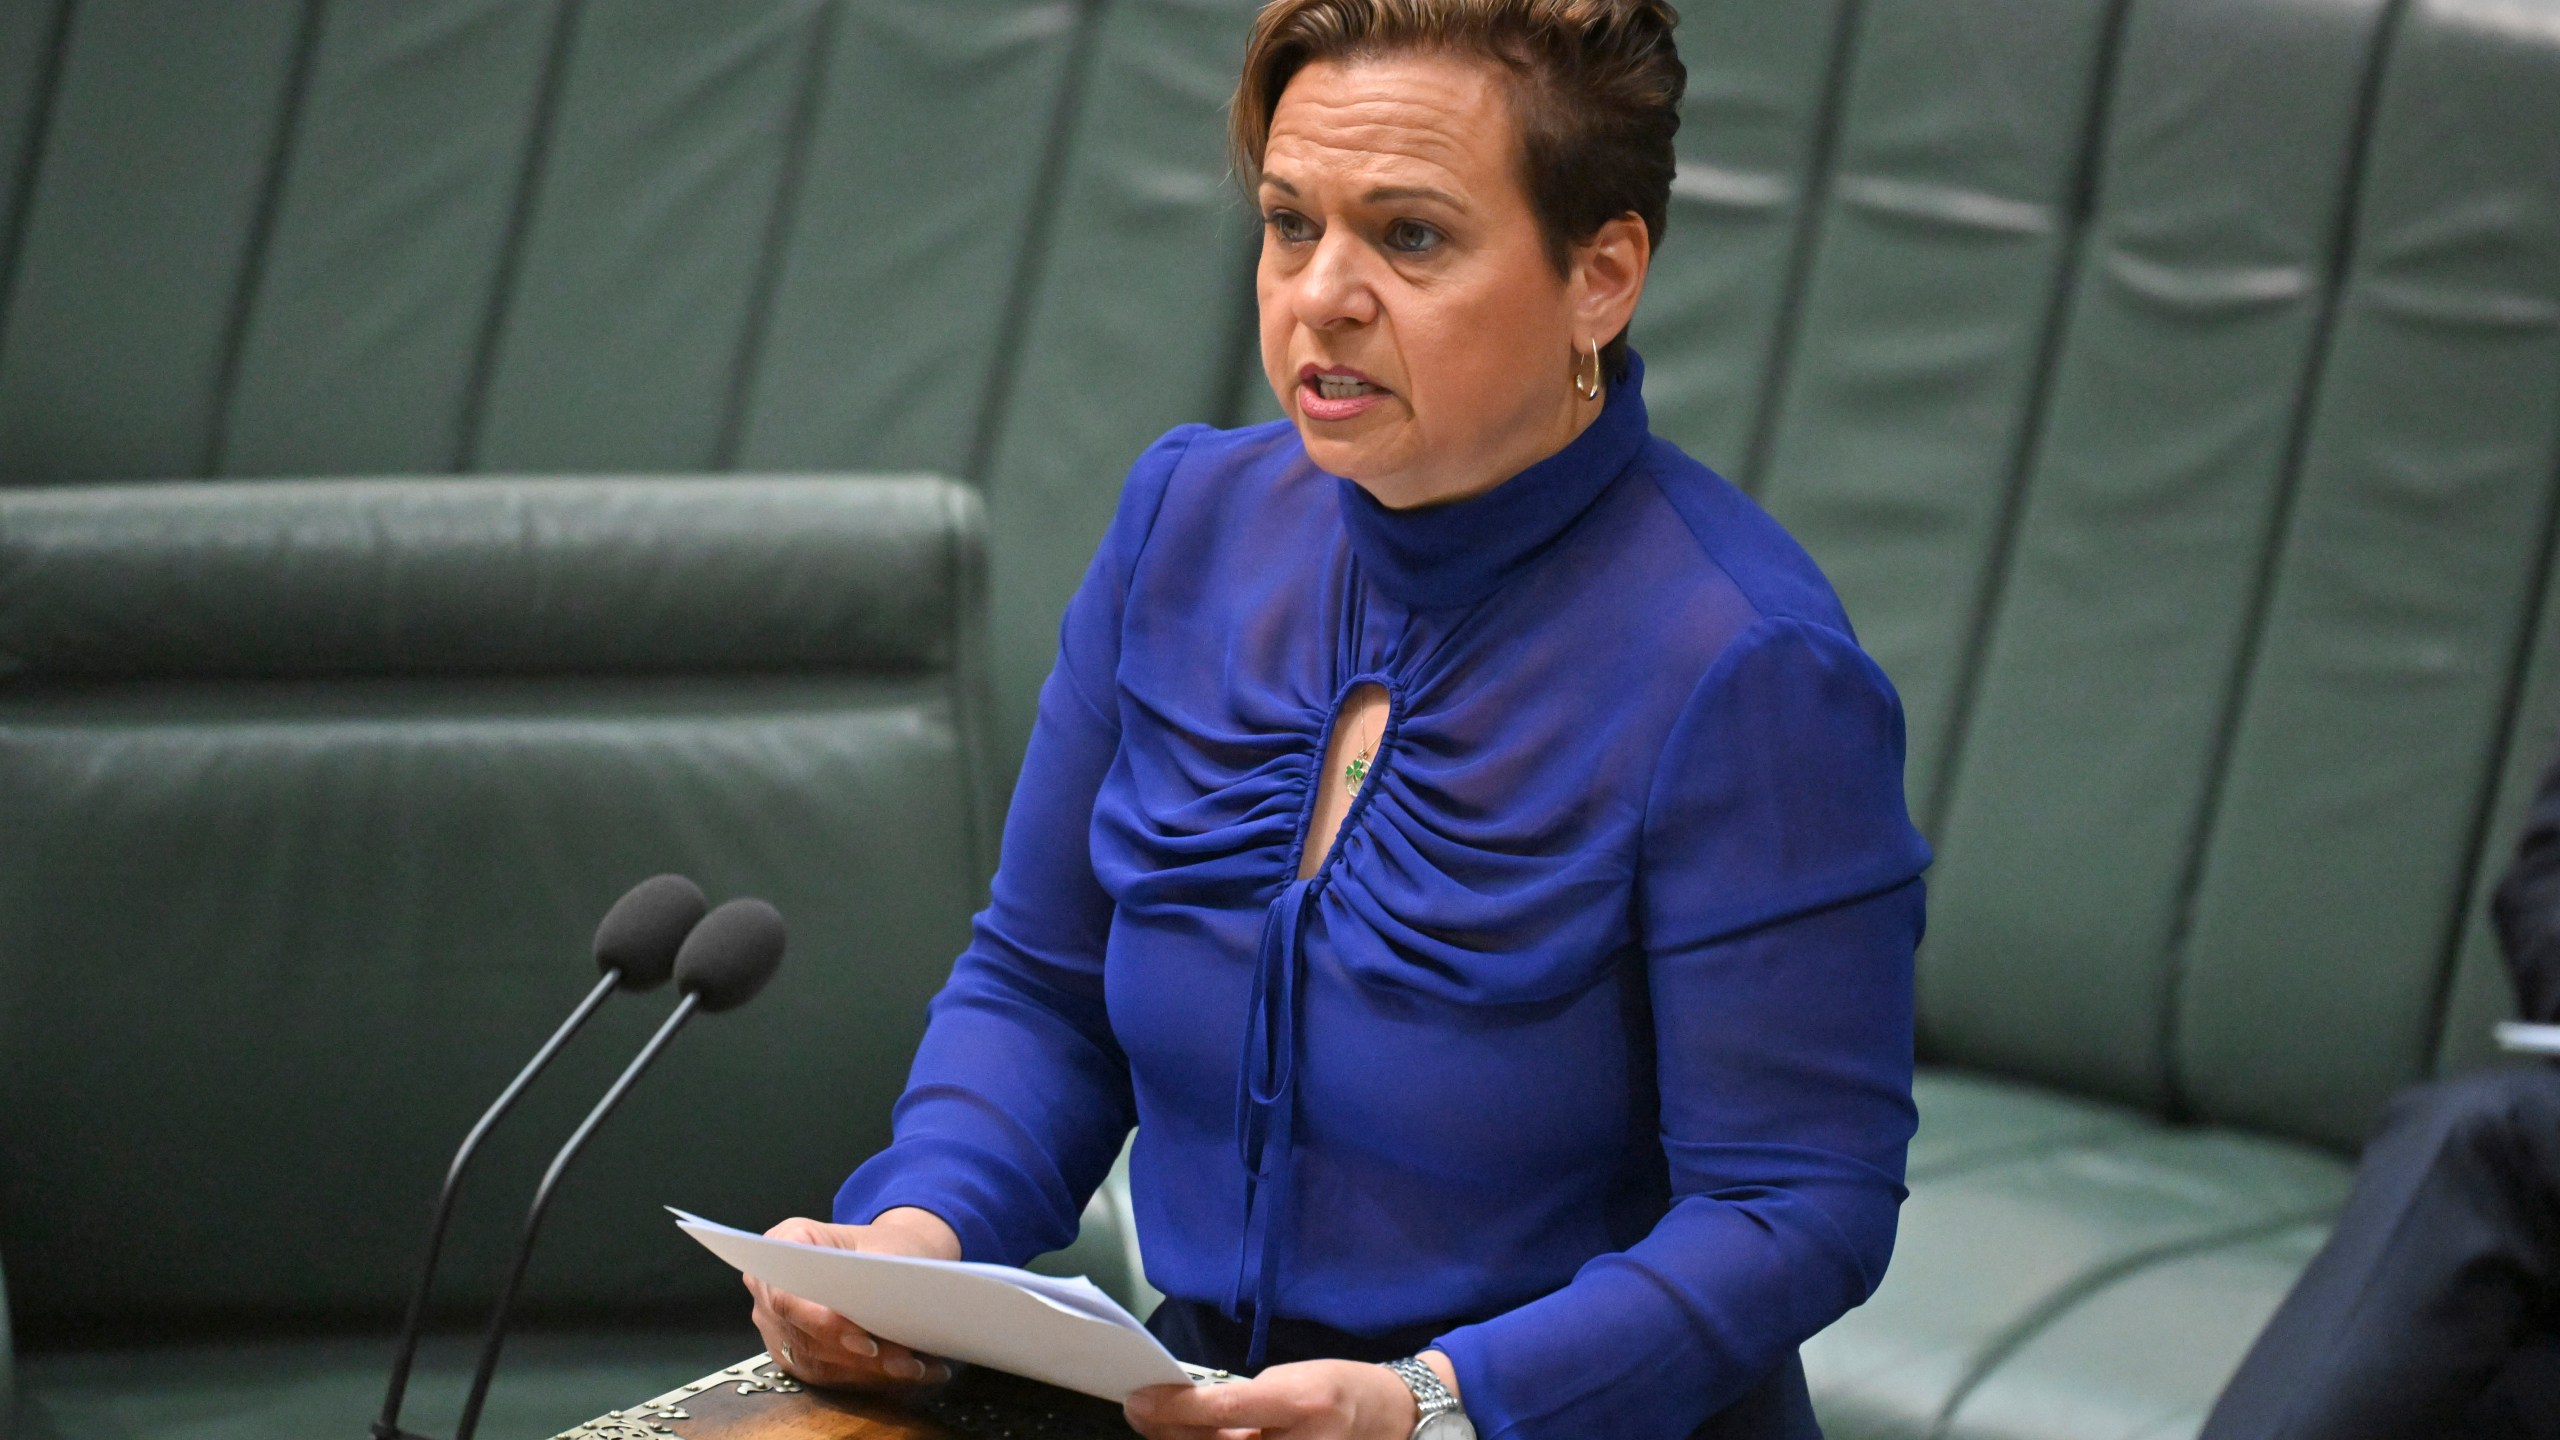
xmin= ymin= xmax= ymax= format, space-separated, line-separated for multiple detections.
xmin=1387 ymin=1355 xmax=1459 ymax=1417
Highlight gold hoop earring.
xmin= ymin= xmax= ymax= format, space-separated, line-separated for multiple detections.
xmin=1573 ymin=338 xmax=1603 ymax=401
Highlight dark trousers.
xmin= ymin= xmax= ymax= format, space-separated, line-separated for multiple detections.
xmin=2201 ymin=1066 xmax=2560 ymax=1440
xmin=1146 ymin=1297 xmax=1820 ymax=1439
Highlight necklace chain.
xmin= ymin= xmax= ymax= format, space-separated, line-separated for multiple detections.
xmin=1342 ymin=719 xmax=1379 ymax=797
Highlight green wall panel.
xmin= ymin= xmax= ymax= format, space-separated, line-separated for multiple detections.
xmin=1229 ymin=334 xmax=1288 ymax=429
xmin=978 ymin=0 xmax=1260 ymax=763
xmin=737 ymin=0 xmax=1087 ymax=477
xmin=222 ymin=0 xmax=560 ymax=476
xmin=0 ymin=0 xmax=309 ymax=481
xmin=1751 ymin=0 xmax=2119 ymax=821
xmin=1635 ymin=0 xmax=1850 ymax=483
xmin=472 ymin=0 xmax=824 ymax=474
xmin=1919 ymin=0 xmax=2387 ymax=1103
xmin=0 ymin=0 xmax=68 ymax=321
xmin=2175 ymin=0 xmax=2560 ymax=1149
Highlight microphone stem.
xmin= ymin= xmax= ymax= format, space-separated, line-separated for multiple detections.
xmin=453 ymin=991 xmax=702 ymax=1440
xmin=376 ymin=967 xmax=622 ymax=1439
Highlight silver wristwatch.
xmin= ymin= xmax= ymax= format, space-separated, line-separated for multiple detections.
xmin=1387 ymin=1355 xmax=1477 ymax=1440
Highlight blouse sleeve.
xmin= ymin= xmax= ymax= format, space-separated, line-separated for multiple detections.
xmin=1430 ymin=615 xmax=1930 ymax=1440
xmin=830 ymin=426 xmax=1199 ymax=1263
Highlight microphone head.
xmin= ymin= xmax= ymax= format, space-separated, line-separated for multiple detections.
xmin=672 ymin=898 xmax=786 ymax=1013
xmin=592 ymin=874 xmax=708 ymax=992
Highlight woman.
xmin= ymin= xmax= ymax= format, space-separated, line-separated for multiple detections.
xmin=747 ymin=3 xmax=1928 ymax=1436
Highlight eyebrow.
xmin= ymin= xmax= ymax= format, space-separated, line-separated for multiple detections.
xmin=1258 ymin=175 xmax=1468 ymax=210
xmin=1361 ymin=184 xmax=1464 ymax=208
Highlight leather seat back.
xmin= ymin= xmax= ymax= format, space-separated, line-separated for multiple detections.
xmin=1914 ymin=0 xmax=2393 ymax=1122
xmin=0 ymin=477 xmax=997 ymax=1338
xmin=1642 ymin=0 xmax=2560 ymax=1150
xmin=2168 ymin=2 xmax=2560 ymax=1145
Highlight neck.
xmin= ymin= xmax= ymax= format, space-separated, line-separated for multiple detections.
xmin=1330 ymin=350 xmax=1650 ymax=612
xmin=1362 ymin=389 xmax=1607 ymax=512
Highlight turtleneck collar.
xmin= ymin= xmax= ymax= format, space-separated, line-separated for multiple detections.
xmin=1334 ymin=352 xmax=1652 ymax=611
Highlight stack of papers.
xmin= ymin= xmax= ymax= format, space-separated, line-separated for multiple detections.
xmin=671 ymin=1209 xmax=1205 ymax=1402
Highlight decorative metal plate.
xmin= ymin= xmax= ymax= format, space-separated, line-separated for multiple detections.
xmin=551 ymin=1353 xmax=805 ymax=1439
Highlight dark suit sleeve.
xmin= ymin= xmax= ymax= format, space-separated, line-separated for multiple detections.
xmin=2491 ymin=745 xmax=2560 ymax=1024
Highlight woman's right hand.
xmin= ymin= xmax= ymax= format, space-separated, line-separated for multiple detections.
xmin=746 ymin=1207 xmax=964 ymax=1390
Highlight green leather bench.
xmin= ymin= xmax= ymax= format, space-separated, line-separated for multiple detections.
xmin=0 ymin=476 xmax=998 ymax=1437
xmin=4 ymin=1 xmax=2559 ymax=1437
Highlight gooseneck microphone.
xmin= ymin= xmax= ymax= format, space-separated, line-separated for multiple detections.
xmin=452 ymin=898 xmax=786 ymax=1440
xmin=372 ymin=875 xmax=706 ymax=1440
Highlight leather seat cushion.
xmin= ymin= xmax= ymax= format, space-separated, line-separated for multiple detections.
xmin=1934 ymin=1224 xmax=2331 ymax=1440
xmin=1807 ymin=1068 xmax=2349 ymax=1440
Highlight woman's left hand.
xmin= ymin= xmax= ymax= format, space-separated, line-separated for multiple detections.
xmin=1123 ymin=1359 xmax=1419 ymax=1439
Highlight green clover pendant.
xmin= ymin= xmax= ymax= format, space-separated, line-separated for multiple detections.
xmin=1343 ymin=750 xmax=1370 ymax=796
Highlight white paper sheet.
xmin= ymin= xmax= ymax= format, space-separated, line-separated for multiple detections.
xmin=2495 ymin=1020 xmax=2560 ymax=1055
xmin=670 ymin=1209 xmax=1196 ymax=1402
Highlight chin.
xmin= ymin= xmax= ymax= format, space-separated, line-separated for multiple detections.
xmin=1293 ymin=419 xmax=1402 ymax=488
xmin=1307 ymin=446 xmax=1435 ymax=511
xmin=1298 ymin=432 xmax=1386 ymax=489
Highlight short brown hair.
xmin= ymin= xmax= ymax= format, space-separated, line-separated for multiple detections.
xmin=1231 ymin=0 xmax=1685 ymax=381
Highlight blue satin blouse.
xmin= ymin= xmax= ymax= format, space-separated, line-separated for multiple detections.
xmin=836 ymin=357 xmax=1930 ymax=1439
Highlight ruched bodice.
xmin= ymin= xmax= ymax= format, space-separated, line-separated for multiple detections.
xmin=837 ymin=358 xmax=1930 ymax=1440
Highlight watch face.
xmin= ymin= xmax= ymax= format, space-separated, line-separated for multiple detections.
xmin=1417 ymin=1410 xmax=1477 ymax=1440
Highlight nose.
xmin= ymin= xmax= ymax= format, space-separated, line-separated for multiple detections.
xmin=1288 ymin=228 xmax=1380 ymax=332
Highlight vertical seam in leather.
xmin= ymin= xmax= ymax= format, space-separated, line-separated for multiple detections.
xmin=1734 ymin=0 xmax=1867 ymax=497
xmin=965 ymin=0 xmax=1110 ymax=487
xmin=2424 ymin=436 xmax=2560 ymax=1074
xmin=1917 ymin=1208 xmax=2340 ymax=1440
xmin=0 ymin=0 xmax=72 ymax=375
xmin=714 ymin=0 xmax=839 ymax=473
xmin=206 ymin=0 xmax=328 ymax=478
xmin=456 ymin=0 xmax=586 ymax=473
xmin=1918 ymin=0 xmax=2139 ymax=842
xmin=2156 ymin=0 xmax=2415 ymax=1125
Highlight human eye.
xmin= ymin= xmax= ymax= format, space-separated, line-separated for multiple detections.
xmin=1383 ymin=218 xmax=1444 ymax=255
xmin=1264 ymin=208 xmax=1317 ymax=245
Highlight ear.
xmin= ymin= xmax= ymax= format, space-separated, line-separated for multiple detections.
xmin=1569 ymin=212 xmax=1651 ymax=346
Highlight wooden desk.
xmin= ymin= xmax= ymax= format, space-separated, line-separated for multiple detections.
xmin=551 ymin=1354 xmax=1135 ymax=1440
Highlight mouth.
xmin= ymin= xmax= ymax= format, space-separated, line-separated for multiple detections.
xmin=1296 ymin=365 xmax=1391 ymax=422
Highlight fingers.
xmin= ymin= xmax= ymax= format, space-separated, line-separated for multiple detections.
xmin=1122 ymin=1383 xmax=1260 ymax=1440
xmin=1127 ymin=1361 xmax=1409 ymax=1440
xmin=764 ymin=1292 xmax=944 ymax=1385
xmin=756 ymin=1292 xmax=952 ymax=1389
xmin=743 ymin=1234 xmax=950 ymax=1391
xmin=752 ymin=1217 xmax=898 ymax=1369
xmin=1126 ymin=1377 xmax=1287 ymax=1434
xmin=764 ymin=1284 xmax=879 ymax=1359
xmin=764 ymin=1215 xmax=849 ymax=1247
